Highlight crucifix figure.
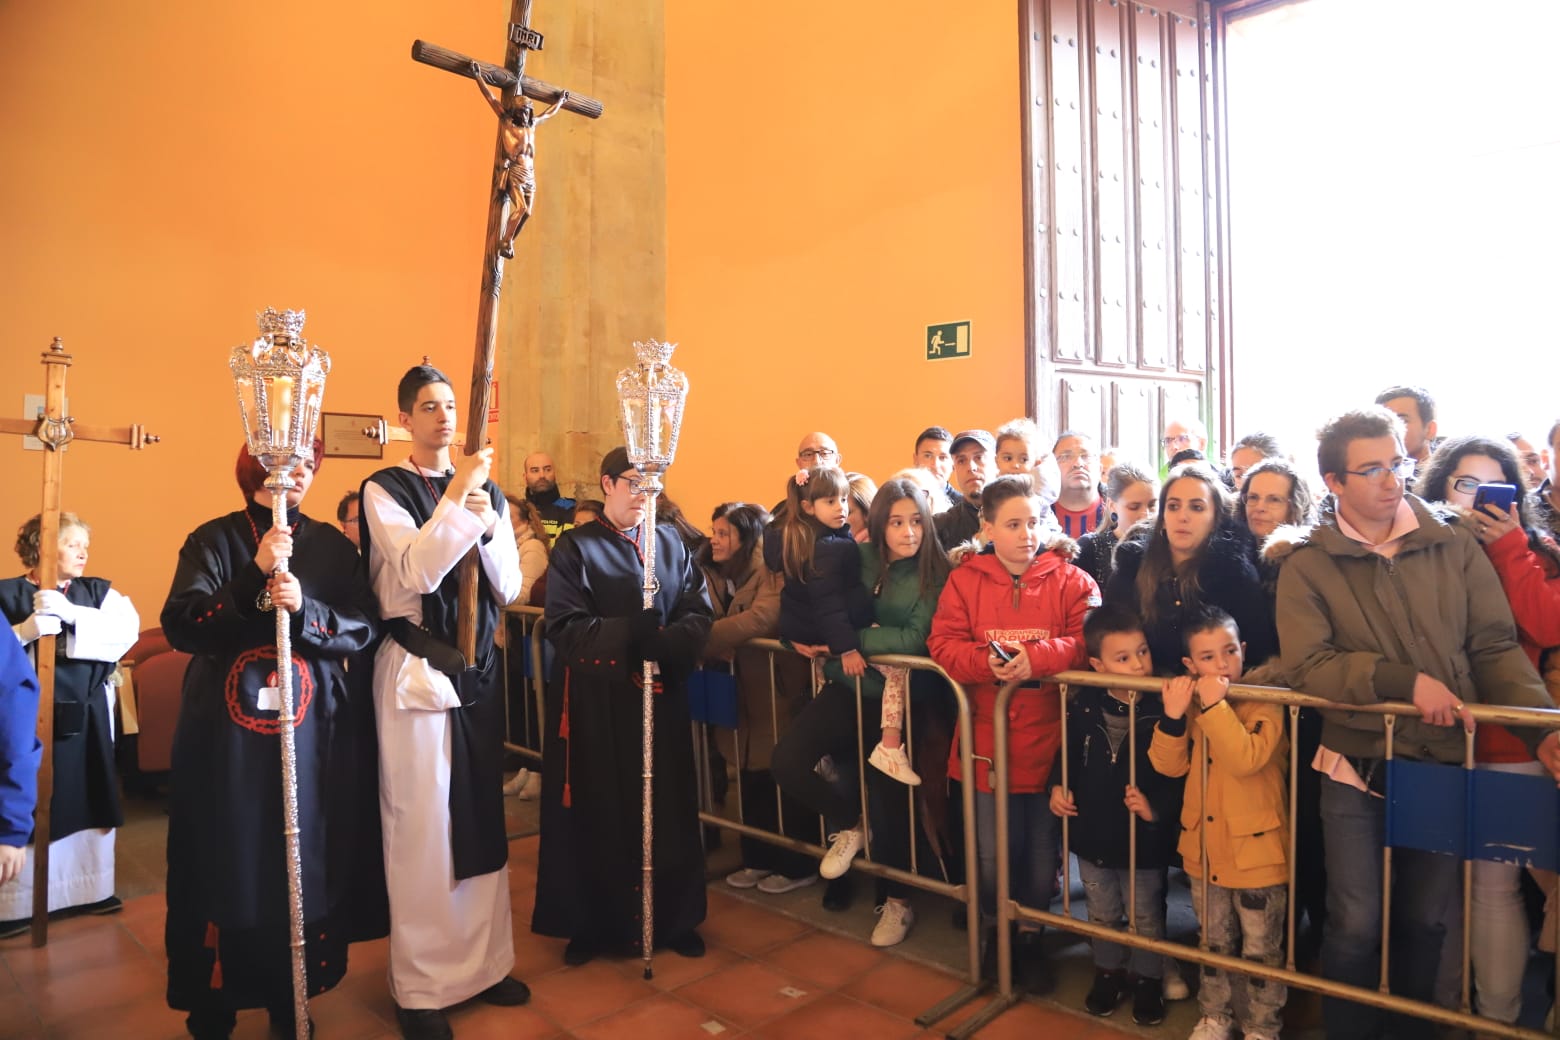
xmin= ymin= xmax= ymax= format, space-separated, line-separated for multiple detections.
xmin=410 ymin=0 xmax=601 ymax=663
xmin=472 ymin=61 xmax=569 ymax=260
xmin=0 ymin=338 xmax=158 ymax=946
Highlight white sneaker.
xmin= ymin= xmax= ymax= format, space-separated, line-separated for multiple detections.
xmin=725 ymin=868 xmax=772 ymax=889
xmin=870 ymin=901 xmax=916 ymax=947
xmin=820 ymin=826 xmax=868 ymax=879
xmin=1187 ymin=1016 xmax=1234 ymax=1040
xmin=502 ymin=769 xmax=530 ymax=796
xmin=1162 ymin=967 xmax=1190 ymax=1001
xmin=869 ymin=743 xmax=922 ymax=786
xmin=757 ymin=873 xmax=818 ymax=895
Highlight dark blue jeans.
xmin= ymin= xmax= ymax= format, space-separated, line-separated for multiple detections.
xmin=1319 ymin=775 xmax=1460 ymax=1039
xmin=974 ymin=790 xmax=1059 ymax=925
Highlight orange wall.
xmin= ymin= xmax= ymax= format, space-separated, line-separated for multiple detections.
xmin=0 ymin=2 xmax=511 ymax=616
xmin=0 ymin=1 xmax=1027 ymax=619
xmin=663 ymin=3 xmax=1027 ymax=525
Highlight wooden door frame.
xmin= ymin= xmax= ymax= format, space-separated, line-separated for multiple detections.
xmin=1020 ymin=0 xmax=1268 ymax=453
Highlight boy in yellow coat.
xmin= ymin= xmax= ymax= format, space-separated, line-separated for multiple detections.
xmin=1150 ymin=606 xmax=1288 ymax=1040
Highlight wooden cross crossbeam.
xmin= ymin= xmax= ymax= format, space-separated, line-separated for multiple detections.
xmin=412 ymin=0 xmax=602 ymax=662
xmin=0 ymin=337 xmax=159 ymax=946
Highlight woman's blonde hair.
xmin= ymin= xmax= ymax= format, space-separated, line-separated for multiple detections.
xmin=15 ymin=513 xmax=90 ymax=569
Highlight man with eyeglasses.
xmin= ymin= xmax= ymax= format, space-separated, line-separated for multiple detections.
xmin=1051 ymin=430 xmax=1105 ymax=537
xmin=337 ymin=490 xmax=363 ymax=550
xmin=1161 ymin=416 xmax=1208 ymax=460
xmin=795 ymin=431 xmax=841 ymax=471
xmin=1274 ymin=406 xmax=1560 ymax=1040
xmin=534 ymin=446 xmax=713 ymax=968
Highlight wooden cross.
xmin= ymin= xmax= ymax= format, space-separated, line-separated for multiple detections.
xmin=0 ymin=338 xmax=158 ymax=946
xmin=411 ymin=0 xmax=602 ymax=660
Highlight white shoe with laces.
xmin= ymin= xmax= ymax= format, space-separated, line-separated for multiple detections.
xmin=1187 ymin=1016 xmax=1234 ymax=1040
xmin=869 ymin=743 xmax=922 ymax=786
xmin=820 ymin=826 xmax=868 ymax=879
xmin=724 ymin=868 xmax=772 ymax=889
xmin=870 ymin=901 xmax=916 ymax=947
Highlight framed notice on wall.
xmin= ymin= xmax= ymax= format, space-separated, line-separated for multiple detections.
xmin=320 ymin=412 xmax=384 ymax=459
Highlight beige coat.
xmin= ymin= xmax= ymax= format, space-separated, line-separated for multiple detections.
xmin=702 ymin=544 xmax=804 ymax=770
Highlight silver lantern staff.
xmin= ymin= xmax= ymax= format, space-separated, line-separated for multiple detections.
xmin=614 ymin=338 xmax=689 ymax=981
xmin=229 ymin=309 xmax=330 ymax=1040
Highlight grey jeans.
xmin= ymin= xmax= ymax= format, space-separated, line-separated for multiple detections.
xmin=1077 ymin=859 xmax=1165 ymax=978
xmin=1191 ymin=880 xmax=1287 ymax=1038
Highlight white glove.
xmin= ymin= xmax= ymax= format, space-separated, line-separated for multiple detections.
xmin=14 ymin=612 xmax=62 ymax=644
xmin=34 ymin=589 xmax=78 ymax=625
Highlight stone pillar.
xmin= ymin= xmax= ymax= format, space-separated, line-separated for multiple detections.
xmin=496 ymin=0 xmax=666 ymax=502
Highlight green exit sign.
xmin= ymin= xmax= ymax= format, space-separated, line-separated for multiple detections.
xmin=926 ymin=321 xmax=971 ymax=361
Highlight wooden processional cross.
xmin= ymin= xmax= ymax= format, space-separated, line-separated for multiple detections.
xmin=412 ymin=0 xmax=602 ymax=660
xmin=0 ymin=338 xmax=158 ymax=946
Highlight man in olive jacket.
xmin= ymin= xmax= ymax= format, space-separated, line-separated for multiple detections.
xmin=1274 ymin=406 xmax=1560 ymax=1040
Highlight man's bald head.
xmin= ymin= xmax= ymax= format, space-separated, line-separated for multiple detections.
xmin=524 ymin=451 xmax=557 ymax=495
xmin=795 ymin=432 xmax=840 ymax=470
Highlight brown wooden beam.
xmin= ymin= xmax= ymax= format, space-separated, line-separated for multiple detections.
xmin=411 ymin=40 xmax=604 ymax=119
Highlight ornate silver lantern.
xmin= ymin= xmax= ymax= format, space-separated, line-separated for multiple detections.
xmin=615 ymin=337 xmax=688 ymax=499
xmin=228 ymin=308 xmax=330 ymax=1040
xmin=613 ymin=337 xmax=689 ymax=980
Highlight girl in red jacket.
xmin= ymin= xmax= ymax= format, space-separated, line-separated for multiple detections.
xmin=928 ymin=474 xmax=1100 ymax=992
xmin=1419 ymin=436 xmax=1560 ymax=1026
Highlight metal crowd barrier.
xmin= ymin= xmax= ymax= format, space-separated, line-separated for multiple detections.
xmin=973 ymin=670 xmax=1560 ymax=1040
xmin=694 ymin=638 xmax=989 ymax=1033
xmin=499 ymin=604 xmax=548 ymax=764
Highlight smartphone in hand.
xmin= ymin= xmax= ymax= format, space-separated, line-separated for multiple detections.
xmin=988 ymin=639 xmax=1016 ymax=663
xmin=1473 ymin=482 xmax=1517 ymax=516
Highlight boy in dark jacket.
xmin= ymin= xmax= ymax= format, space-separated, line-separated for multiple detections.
xmin=1050 ymin=603 xmax=1180 ymax=1025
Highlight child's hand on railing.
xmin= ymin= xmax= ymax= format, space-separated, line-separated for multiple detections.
xmin=840 ymin=649 xmax=866 ymax=677
xmin=1195 ymin=675 xmax=1229 ymax=710
xmin=790 ymin=642 xmax=829 ymax=659
xmin=1048 ymin=785 xmax=1077 ymax=818
xmin=1124 ymin=784 xmax=1155 ymax=822
xmin=1162 ymin=676 xmax=1194 ymax=720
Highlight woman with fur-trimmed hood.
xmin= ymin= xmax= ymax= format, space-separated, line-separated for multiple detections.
xmin=1105 ymin=463 xmax=1277 ymax=675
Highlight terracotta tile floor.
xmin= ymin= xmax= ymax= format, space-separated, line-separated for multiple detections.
xmin=0 ymin=834 xmax=1142 ymax=1039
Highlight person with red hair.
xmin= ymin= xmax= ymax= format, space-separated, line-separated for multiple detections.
xmin=160 ymin=443 xmax=383 ymax=1040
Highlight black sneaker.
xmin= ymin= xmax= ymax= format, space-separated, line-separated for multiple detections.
xmin=1084 ymin=968 xmax=1128 ymax=1016
xmin=1131 ymin=973 xmax=1167 ymax=1026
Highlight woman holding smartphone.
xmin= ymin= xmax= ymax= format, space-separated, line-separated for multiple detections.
xmin=1418 ymin=435 xmax=1560 ymax=1027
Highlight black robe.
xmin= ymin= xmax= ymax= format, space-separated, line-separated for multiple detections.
xmin=533 ymin=518 xmax=713 ymax=949
xmin=0 ymin=576 xmax=121 ymax=841
xmin=161 ymin=502 xmax=382 ymax=1014
xmin=359 ymin=466 xmax=510 ymax=880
